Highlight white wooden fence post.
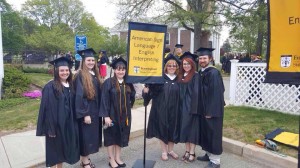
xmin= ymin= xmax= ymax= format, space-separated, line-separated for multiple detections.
xmin=229 ymin=59 xmax=239 ymax=105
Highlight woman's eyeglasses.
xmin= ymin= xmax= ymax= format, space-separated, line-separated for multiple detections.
xmin=183 ymin=63 xmax=190 ymax=66
xmin=167 ymin=65 xmax=177 ymax=68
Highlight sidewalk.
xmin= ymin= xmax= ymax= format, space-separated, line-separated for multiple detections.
xmin=0 ymin=106 xmax=298 ymax=168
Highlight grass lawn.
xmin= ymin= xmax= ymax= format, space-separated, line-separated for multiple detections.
xmin=26 ymin=73 xmax=53 ymax=87
xmin=224 ymin=106 xmax=299 ymax=158
xmin=0 ymin=98 xmax=40 ymax=132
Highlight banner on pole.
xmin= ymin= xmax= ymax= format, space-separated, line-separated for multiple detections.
xmin=265 ymin=0 xmax=300 ymax=84
xmin=126 ymin=22 xmax=167 ymax=84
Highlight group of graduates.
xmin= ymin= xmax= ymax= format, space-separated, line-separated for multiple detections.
xmin=36 ymin=48 xmax=135 ymax=168
xmin=36 ymin=43 xmax=225 ymax=168
xmin=144 ymin=44 xmax=224 ymax=168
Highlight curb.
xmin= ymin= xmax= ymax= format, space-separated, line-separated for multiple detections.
xmin=223 ymin=137 xmax=298 ymax=168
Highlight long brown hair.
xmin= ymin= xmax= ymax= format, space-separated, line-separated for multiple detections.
xmin=53 ymin=66 xmax=73 ymax=96
xmin=177 ymin=57 xmax=196 ymax=83
xmin=78 ymin=57 xmax=101 ymax=100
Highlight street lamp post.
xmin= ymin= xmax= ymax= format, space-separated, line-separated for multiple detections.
xmin=0 ymin=7 xmax=4 ymax=100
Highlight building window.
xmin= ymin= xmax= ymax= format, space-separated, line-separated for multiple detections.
xmin=209 ymin=41 xmax=212 ymax=48
xmin=165 ymin=33 xmax=170 ymax=45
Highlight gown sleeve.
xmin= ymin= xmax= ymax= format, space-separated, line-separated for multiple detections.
xmin=74 ymin=73 xmax=90 ymax=118
xmin=129 ymin=84 xmax=136 ymax=108
xmin=190 ymin=73 xmax=200 ymax=115
xmin=205 ymin=69 xmax=225 ymax=117
xmin=36 ymin=83 xmax=56 ymax=136
xmin=99 ymin=79 xmax=112 ymax=117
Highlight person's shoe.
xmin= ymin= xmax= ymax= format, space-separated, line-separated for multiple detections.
xmin=181 ymin=151 xmax=189 ymax=161
xmin=115 ymin=160 xmax=126 ymax=167
xmin=109 ymin=162 xmax=120 ymax=168
xmin=161 ymin=152 xmax=169 ymax=161
xmin=197 ymin=154 xmax=210 ymax=161
xmin=204 ymin=161 xmax=220 ymax=168
xmin=168 ymin=151 xmax=179 ymax=160
xmin=184 ymin=153 xmax=196 ymax=163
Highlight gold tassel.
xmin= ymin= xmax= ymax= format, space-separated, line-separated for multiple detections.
xmin=126 ymin=117 xmax=128 ymax=126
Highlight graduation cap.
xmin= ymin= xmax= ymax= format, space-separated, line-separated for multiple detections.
xmin=110 ymin=57 xmax=127 ymax=69
xmin=175 ymin=44 xmax=183 ymax=48
xmin=49 ymin=57 xmax=73 ymax=68
xmin=164 ymin=53 xmax=180 ymax=65
xmin=196 ymin=47 xmax=215 ymax=57
xmin=77 ymin=48 xmax=96 ymax=59
xmin=99 ymin=49 xmax=107 ymax=54
xmin=180 ymin=51 xmax=198 ymax=62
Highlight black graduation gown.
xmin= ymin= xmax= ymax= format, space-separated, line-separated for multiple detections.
xmin=74 ymin=73 xmax=102 ymax=156
xmin=143 ymin=74 xmax=180 ymax=144
xmin=100 ymin=78 xmax=136 ymax=147
xmin=176 ymin=73 xmax=200 ymax=144
xmin=36 ymin=81 xmax=80 ymax=167
xmin=198 ymin=67 xmax=225 ymax=155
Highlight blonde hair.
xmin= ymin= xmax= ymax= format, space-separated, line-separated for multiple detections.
xmin=164 ymin=59 xmax=179 ymax=75
xmin=78 ymin=57 xmax=101 ymax=100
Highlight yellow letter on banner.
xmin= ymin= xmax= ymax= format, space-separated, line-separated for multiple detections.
xmin=128 ymin=30 xmax=164 ymax=77
xmin=269 ymin=0 xmax=300 ymax=72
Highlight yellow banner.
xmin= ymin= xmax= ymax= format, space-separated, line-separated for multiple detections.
xmin=269 ymin=0 xmax=300 ymax=72
xmin=128 ymin=30 xmax=164 ymax=77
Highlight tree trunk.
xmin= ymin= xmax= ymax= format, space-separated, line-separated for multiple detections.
xmin=256 ymin=0 xmax=265 ymax=56
xmin=194 ymin=21 xmax=202 ymax=50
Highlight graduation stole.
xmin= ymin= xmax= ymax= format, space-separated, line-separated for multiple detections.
xmin=116 ymin=81 xmax=129 ymax=126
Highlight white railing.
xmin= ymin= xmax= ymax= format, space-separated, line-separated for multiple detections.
xmin=229 ymin=60 xmax=300 ymax=115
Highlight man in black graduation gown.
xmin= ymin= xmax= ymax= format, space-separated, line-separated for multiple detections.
xmin=196 ymin=47 xmax=225 ymax=168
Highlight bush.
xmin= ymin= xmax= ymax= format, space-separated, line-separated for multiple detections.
xmin=3 ymin=65 xmax=31 ymax=99
xmin=0 ymin=97 xmax=28 ymax=110
xmin=23 ymin=67 xmax=49 ymax=74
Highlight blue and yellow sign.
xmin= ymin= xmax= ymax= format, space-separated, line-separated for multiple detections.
xmin=265 ymin=0 xmax=300 ymax=84
xmin=127 ymin=22 xmax=167 ymax=84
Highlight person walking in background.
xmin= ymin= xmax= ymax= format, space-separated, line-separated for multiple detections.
xmin=176 ymin=51 xmax=200 ymax=163
xmin=100 ymin=57 xmax=136 ymax=168
xmin=74 ymin=48 xmax=102 ymax=168
xmin=142 ymin=54 xmax=181 ymax=161
xmin=98 ymin=50 xmax=109 ymax=81
xmin=36 ymin=57 xmax=79 ymax=168
xmin=174 ymin=44 xmax=184 ymax=58
xmin=197 ymin=47 xmax=225 ymax=168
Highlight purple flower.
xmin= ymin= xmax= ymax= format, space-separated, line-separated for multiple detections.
xmin=23 ymin=90 xmax=42 ymax=99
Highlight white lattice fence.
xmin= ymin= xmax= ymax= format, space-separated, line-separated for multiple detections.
xmin=229 ymin=61 xmax=300 ymax=115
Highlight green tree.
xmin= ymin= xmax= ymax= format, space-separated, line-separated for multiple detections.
xmin=75 ymin=13 xmax=110 ymax=52
xmin=114 ymin=0 xmax=252 ymax=49
xmin=224 ymin=0 xmax=267 ymax=55
xmin=221 ymin=39 xmax=231 ymax=53
xmin=22 ymin=0 xmax=85 ymax=29
xmin=103 ymin=35 xmax=127 ymax=57
xmin=1 ymin=0 xmax=25 ymax=53
xmin=26 ymin=23 xmax=74 ymax=53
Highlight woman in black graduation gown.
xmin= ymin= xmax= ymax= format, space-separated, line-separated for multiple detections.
xmin=74 ymin=48 xmax=102 ymax=168
xmin=142 ymin=54 xmax=181 ymax=161
xmin=176 ymin=52 xmax=200 ymax=163
xmin=36 ymin=57 xmax=80 ymax=168
xmin=100 ymin=57 xmax=136 ymax=168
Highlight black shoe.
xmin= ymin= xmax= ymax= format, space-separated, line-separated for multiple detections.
xmin=109 ymin=162 xmax=120 ymax=168
xmin=115 ymin=160 xmax=126 ymax=167
xmin=204 ymin=161 xmax=220 ymax=168
xmin=197 ymin=154 xmax=210 ymax=161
